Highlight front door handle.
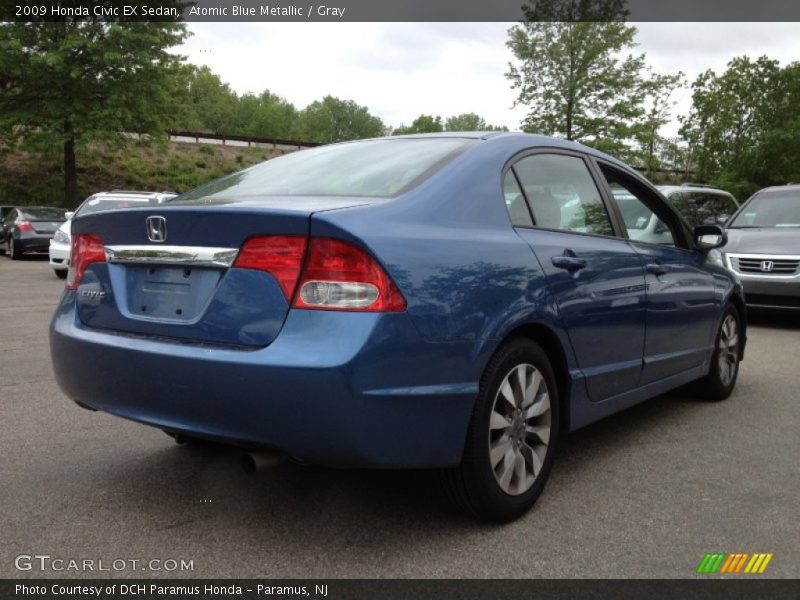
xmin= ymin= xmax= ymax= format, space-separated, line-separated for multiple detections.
xmin=645 ymin=263 xmax=668 ymax=276
xmin=552 ymin=254 xmax=587 ymax=271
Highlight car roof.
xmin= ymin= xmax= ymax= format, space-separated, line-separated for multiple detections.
xmin=755 ymin=184 xmax=800 ymax=193
xmin=388 ymin=131 xmax=632 ymax=168
xmin=657 ymin=185 xmax=734 ymax=196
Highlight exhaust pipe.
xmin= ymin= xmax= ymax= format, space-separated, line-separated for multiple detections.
xmin=242 ymin=450 xmax=285 ymax=474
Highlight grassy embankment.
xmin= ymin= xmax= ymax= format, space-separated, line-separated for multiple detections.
xmin=0 ymin=139 xmax=278 ymax=208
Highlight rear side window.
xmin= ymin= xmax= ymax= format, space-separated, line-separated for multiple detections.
xmin=511 ymin=154 xmax=613 ymax=236
xmin=503 ymin=171 xmax=533 ymax=227
xmin=176 ymin=138 xmax=477 ymax=200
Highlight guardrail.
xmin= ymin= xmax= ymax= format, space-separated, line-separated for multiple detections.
xmin=124 ymin=131 xmax=321 ymax=151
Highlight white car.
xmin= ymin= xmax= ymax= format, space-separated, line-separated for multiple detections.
xmin=49 ymin=190 xmax=177 ymax=278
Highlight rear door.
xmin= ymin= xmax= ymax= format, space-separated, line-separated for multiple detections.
xmin=598 ymin=164 xmax=718 ymax=384
xmin=508 ymin=151 xmax=647 ymax=401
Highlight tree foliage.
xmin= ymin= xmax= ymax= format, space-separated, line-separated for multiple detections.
xmin=176 ymin=66 xmax=298 ymax=139
xmin=506 ymin=0 xmax=683 ymax=163
xmin=680 ymin=56 xmax=800 ymax=198
xmin=445 ymin=113 xmax=508 ymax=132
xmin=294 ymin=95 xmax=385 ymax=143
xmin=634 ymin=72 xmax=685 ymax=176
xmin=393 ymin=114 xmax=444 ymax=135
xmin=0 ymin=15 xmax=188 ymax=205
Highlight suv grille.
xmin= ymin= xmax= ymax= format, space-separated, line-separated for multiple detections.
xmin=731 ymin=256 xmax=800 ymax=275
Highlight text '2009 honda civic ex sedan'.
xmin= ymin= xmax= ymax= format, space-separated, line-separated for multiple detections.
xmin=50 ymin=133 xmax=746 ymax=521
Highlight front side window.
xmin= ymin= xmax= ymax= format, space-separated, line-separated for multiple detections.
xmin=602 ymin=167 xmax=679 ymax=247
xmin=511 ymin=154 xmax=613 ymax=236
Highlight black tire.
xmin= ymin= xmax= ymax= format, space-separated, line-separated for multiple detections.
xmin=690 ymin=304 xmax=742 ymax=401
xmin=9 ymin=237 xmax=22 ymax=259
xmin=54 ymin=269 xmax=67 ymax=279
xmin=444 ymin=337 xmax=560 ymax=522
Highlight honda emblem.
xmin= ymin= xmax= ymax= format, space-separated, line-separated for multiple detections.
xmin=146 ymin=216 xmax=167 ymax=243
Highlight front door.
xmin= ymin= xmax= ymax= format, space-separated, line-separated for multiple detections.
xmin=507 ymin=152 xmax=647 ymax=401
xmin=599 ymin=165 xmax=718 ymax=384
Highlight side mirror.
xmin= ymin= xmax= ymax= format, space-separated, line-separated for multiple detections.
xmin=694 ymin=224 xmax=727 ymax=250
xmin=64 ymin=211 xmax=75 ymax=220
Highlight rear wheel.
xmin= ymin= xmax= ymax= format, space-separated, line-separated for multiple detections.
xmin=444 ymin=338 xmax=559 ymax=522
xmin=54 ymin=269 xmax=67 ymax=279
xmin=690 ymin=304 xmax=742 ymax=401
xmin=9 ymin=237 xmax=22 ymax=259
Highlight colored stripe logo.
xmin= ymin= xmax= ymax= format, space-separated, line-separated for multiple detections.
xmin=697 ymin=552 xmax=773 ymax=574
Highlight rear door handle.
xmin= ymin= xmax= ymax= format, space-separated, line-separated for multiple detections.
xmin=645 ymin=263 xmax=668 ymax=276
xmin=551 ymin=255 xmax=587 ymax=271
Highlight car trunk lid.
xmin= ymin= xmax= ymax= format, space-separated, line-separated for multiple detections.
xmin=69 ymin=198 xmax=374 ymax=347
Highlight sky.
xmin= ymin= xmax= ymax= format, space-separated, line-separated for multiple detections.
xmin=181 ymin=23 xmax=800 ymax=137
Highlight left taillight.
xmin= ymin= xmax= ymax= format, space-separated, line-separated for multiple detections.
xmin=66 ymin=234 xmax=106 ymax=290
xmin=17 ymin=221 xmax=34 ymax=232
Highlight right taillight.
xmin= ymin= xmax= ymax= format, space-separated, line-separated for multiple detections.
xmin=292 ymin=237 xmax=406 ymax=312
xmin=234 ymin=236 xmax=309 ymax=300
xmin=66 ymin=234 xmax=106 ymax=290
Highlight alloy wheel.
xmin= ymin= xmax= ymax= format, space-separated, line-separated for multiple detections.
xmin=718 ymin=314 xmax=739 ymax=387
xmin=488 ymin=363 xmax=551 ymax=496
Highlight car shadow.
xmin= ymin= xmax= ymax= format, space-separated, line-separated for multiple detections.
xmin=91 ymin=384 xmax=700 ymax=538
xmin=745 ymin=307 xmax=800 ymax=330
xmin=5 ymin=253 xmax=50 ymax=261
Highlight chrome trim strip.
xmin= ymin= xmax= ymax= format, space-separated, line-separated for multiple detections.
xmin=105 ymin=245 xmax=238 ymax=268
xmin=726 ymin=253 xmax=800 ymax=280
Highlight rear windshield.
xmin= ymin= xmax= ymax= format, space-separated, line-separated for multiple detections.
xmin=175 ymin=138 xmax=477 ymax=200
xmin=77 ymin=197 xmax=156 ymax=217
xmin=20 ymin=207 xmax=64 ymax=220
xmin=729 ymin=191 xmax=800 ymax=228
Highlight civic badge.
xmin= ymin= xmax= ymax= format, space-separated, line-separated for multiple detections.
xmin=146 ymin=216 xmax=167 ymax=243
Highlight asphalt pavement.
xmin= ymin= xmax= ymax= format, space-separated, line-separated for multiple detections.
xmin=1 ymin=255 xmax=798 ymax=579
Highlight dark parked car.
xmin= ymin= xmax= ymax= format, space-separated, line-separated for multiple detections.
xmin=50 ymin=133 xmax=746 ymax=521
xmin=2 ymin=206 xmax=66 ymax=259
xmin=0 ymin=206 xmax=14 ymax=222
xmin=718 ymin=184 xmax=800 ymax=310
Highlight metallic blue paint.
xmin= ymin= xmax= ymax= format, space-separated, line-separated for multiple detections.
xmin=50 ymin=133 xmax=746 ymax=468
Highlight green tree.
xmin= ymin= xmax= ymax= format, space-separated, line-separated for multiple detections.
xmin=176 ymin=65 xmax=237 ymax=134
xmin=634 ymin=72 xmax=685 ymax=176
xmin=295 ymin=96 xmax=384 ymax=143
xmin=680 ymin=56 xmax=800 ymax=198
xmin=392 ymin=114 xmax=443 ymax=135
xmin=231 ymin=91 xmax=297 ymax=139
xmin=506 ymin=0 xmax=652 ymax=159
xmin=0 ymin=14 xmax=188 ymax=206
xmin=444 ymin=113 xmax=508 ymax=132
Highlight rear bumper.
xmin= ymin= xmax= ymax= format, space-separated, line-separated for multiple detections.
xmin=49 ymin=240 xmax=70 ymax=269
xmin=17 ymin=233 xmax=53 ymax=253
xmin=50 ymin=293 xmax=479 ymax=468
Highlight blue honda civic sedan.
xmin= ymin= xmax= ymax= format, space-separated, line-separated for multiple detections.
xmin=50 ymin=133 xmax=745 ymax=521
